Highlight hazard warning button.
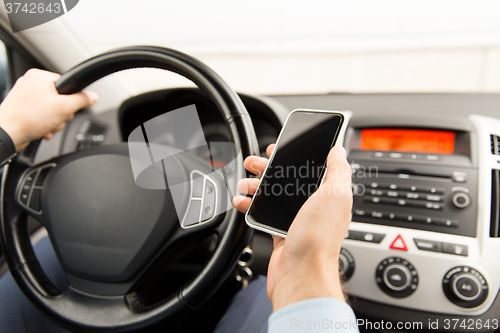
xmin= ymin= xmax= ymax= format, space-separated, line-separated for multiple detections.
xmin=390 ymin=235 xmax=408 ymax=251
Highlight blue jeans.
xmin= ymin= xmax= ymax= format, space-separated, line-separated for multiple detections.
xmin=0 ymin=237 xmax=272 ymax=333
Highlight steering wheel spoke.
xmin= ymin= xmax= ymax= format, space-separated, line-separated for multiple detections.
xmin=15 ymin=163 xmax=56 ymax=225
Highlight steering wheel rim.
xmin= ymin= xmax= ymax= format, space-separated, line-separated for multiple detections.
xmin=0 ymin=46 xmax=259 ymax=332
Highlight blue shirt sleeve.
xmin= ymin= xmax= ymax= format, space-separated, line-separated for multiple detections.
xmin=268 ymin=298 xmax=359 ymax=333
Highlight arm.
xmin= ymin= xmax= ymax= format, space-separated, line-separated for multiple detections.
xmin=233 ymin=144 xmax=359 ymax=332
xmin=0 ymin=68 xmax=98 ymax=165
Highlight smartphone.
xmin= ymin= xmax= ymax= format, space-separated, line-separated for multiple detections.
xmin=245 ymin=109 xmax=346 ymax=237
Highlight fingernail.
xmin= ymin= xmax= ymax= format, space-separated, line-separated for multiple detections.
xmin=232 ymin=195 xmax=245 ymax=206
xmin=335 ymin=145 xmax=347 ymax=157
xmin=84 ymin=91 xmax=99 ymax=104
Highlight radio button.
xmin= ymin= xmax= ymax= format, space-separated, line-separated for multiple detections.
xmin=426 ymin=155 xmax=442 ymax=161
xmin=387 ymin=212 xmax=397 ymax=220
xmin=452 ymin=171 xmax=467 ymax=183
xmin=406 ymin=192 xmax=420 ymax=199
xmin=387 ymin=191 xmax=399 ymax=197
xmin=353 ymin=209 xmax=369 ymax=216
xmin=426 ymin=194 xmax=443 ymax=202
xmin=389 ymin=152 xmax=404 ymax=159
xmin=402 ymin=185 xmax=418 ymax=192
xmin=425 ymin=202 xmax=443 ymax=210
xmin=434 ymin=218 xmax=459 ymax=228
xmin=412 ymin=216 xmax=427 ymax=223
xmin=371 ymin=211 xmax=384 ymax=218
xmin=410 ymin=201 xmax=426 ymax=208
xmin=369 ymin=189 xmax=384 ymax=196
xmin=452 ymin=192 xmax=471 ymax=209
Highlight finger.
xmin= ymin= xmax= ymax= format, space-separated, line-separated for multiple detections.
xmin=244 ymin=156 xmax=269 ymax=176
xmin=24 ymin=68 xmax=61 ymax=82
xmin=266 ymin=144 xmax=275 ymax=158
xmin=62 ymin=90 xmax=99 ymax=112
xmin=319 ymin=146 xmax=352 ymax=198
xmin=44 ymin=123 xmax=66 ymax=140
xmin=323 ymin=146 xmax=350 ymax=183
xmin=232 ymin=195 xmax=252 ymax=213
xmin=272 ymin=235 xmax=285 ymax=248
xmin=237 ymin=178 xmax=260 ymax=195
xmin=53 ymin=123 xmax=65 ymax=133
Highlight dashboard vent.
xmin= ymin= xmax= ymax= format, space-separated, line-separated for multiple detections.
xmin=76 ymin=120 xmax=107 ymax=151
xmin=491 ymin=135 xmax=500 ymax=155
xmin=491 ymin=169 xmax=500 ymax=237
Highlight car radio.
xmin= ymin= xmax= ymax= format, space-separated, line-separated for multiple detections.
xmin=347 ymin=128 xmax=477 ymax=237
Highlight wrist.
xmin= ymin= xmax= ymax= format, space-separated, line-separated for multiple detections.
xmin=270 ymin=258 xmax=345 ymax=312
xmin=0 ymin=118 xmax=28 ymax=152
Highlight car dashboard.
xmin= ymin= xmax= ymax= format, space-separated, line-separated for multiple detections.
xmin=34 ymin=90 xmax=500 ymax=332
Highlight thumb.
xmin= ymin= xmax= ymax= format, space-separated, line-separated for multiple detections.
xmin=322 ymin=145 xmax=351 ymax=189
xmin=62 ymin=90 xmax=99 ymax=111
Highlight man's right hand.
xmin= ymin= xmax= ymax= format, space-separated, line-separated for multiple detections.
xmin=233 ymin=145 xmax=353 ymax=312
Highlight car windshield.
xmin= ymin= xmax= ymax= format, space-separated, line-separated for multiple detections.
xmin=63 ymin=0 xmax=500 ymax=95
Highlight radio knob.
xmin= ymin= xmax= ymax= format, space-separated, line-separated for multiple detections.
xmin=451 ymin=192 xmax=470 ymax=209
xmin=376 ymin=257 xmax=418 ymax=298
xmin=339 ymin=248 xmax=355 ymax=281
xmin=443 ymin=266 xmax=488 ymax=308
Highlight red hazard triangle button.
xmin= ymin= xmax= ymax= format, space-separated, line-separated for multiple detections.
xmin=389 ymin=234 xmax=408 ymax=251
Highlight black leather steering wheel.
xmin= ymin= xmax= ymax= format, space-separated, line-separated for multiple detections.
xmin=0 ymin=46 xmax=259 ymax=332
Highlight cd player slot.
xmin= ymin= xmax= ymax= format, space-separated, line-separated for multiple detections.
xmin=375 ymin=171 xmax=451 ymax=180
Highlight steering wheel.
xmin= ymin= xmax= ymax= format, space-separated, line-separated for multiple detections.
xmin=0 ymin=46 xmax=259 ymax=332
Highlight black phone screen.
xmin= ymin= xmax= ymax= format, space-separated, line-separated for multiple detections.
xmin=248 ymin=111 xmax=344 ymax=234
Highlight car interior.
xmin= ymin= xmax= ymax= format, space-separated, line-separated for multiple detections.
xmin=1 ymin=2 xmax=500 ymax=333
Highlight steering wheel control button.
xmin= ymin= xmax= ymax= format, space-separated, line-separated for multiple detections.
xmin=452 ymin=192 xmax=471 ymax=209
xmin=442 ymin=243 xmax=468 ymax=256
xmin=17 ymin=164 xmax=56 ymax=214
xmin=35 ymin=167 xmax=52 ymax=186
xmin=414 ymin=238 xmax=442 ymax=252
xmin=338 ymin=248 xmax=355 ymax=281
xmin=181 ymin=170 xmax=219 ymax=228
xmin=201 ymin=182 xmax=216 ymax=221
xmin=376 ymin=257 xmax=418 ymax=298
xmin=183 ymin=200 xmax=202 ymax=227
xmin=443 ymin=266 xmax=488 ymax=308
xmin=389 ymin=235 xmax=408 ymax=251
xmin=192 ymin=173 xmax=204 ymax=198
xmin=29 ymin=189 xmax=42 ymax=211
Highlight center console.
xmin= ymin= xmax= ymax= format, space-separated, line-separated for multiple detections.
xmin=340 ymin=113 xmax=500 ymax=328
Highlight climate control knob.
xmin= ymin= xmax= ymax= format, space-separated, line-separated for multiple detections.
xmin=339 ymin=248 xmax=355 ymax=281
xmin=376 ymin=257 xmax=418 ymax=298
xmin=443 ymin=266 xmax=488 ymax=308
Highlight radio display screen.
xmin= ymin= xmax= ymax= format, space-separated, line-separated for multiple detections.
xmin=360 ymin=129 xmax=456 ymax=154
